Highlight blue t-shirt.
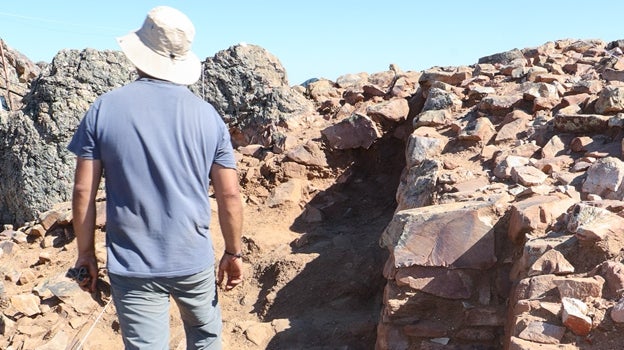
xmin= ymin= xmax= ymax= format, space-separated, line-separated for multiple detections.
xmin=68 ymin=77 xmax=236 ymax=278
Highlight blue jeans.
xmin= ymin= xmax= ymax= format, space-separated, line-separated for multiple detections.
xmin=109 ymin=267 xmax=222 ymax=350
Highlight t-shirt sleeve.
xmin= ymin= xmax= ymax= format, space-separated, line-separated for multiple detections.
xmin=213 ymin=120 xmax=237 ymax=169
xmin=67 ymin=101 xmax=101 ymax=159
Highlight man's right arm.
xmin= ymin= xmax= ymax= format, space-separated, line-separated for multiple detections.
xmin=72 ymin=157 xmax=103 ymax=293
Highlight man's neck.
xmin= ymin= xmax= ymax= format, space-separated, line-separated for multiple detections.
xmin=137 ymin=69 xmax=166 ymax=82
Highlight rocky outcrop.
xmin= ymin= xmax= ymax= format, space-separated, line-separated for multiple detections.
xmin=377 ymin=38 xmax=624 ymax=349
xmin=0 ymin=43 xmax=317 ymax=225
xmin=191 ymin=43 xmax=315 ymax=147
xmin=4 ymin=36 xmax=624 ymax=350
xmin=0 ymin=49 xmax=420 ymax=349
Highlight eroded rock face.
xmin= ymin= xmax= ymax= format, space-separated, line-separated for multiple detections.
xmin=0 ymin=44 xmax=319 ymax=225
xmin=0 ymin=49 xmax=134 ymax=224
xmin=193 ymin=43 xmax=314 ymax=147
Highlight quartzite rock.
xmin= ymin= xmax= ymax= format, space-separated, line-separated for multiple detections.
xmin=321 ymin=113 xmax=381 ymax=150
xmin=528 ymin=249 xmax=575 ymax=277
xmin=517 ymin=321 xmax=566 ymax=344
xmin=507 ymin=195 xmax=576 ymax=243
xmin=405 ymin=127 xmax=448 ymax=168
xmin=394 ymin=266 xmax=473 ymax=299
xmin=595 ymin=261 xmax=624 ymax=298
xmin=381 ymin=201 xmax=498 ymax=270
xmin=366 ymin=98 xmax=410 ymax=122
xmin=582 ymin=157 xmax=624 ymax=200
xmin=567 ymin=202 xmax=624 ymax=240
xmin=554 ymin=275 xmax=605 ymax=300
xmin=561 ymin=297 xmax=592 ymax=336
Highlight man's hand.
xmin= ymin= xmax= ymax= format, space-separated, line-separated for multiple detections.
xmin=73 ymin=253 xmax=99 ymax=293
xmin=218 ymin=254 xmax=244 ymax=290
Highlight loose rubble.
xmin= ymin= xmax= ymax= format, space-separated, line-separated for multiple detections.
xmin=2 ymin=37 xmax=624 ymax=349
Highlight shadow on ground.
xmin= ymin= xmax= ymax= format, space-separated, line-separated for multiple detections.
xmin=259 ymin=135 xmax=405 ymax=349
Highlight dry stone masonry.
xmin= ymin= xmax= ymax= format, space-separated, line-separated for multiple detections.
xmin=377 ymin=38 xmax=624 ymax=349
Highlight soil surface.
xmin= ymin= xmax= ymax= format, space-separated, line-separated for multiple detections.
xmin=4 ymin=136 xmax=404 ymax=350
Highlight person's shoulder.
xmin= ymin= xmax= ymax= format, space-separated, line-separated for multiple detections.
xmin=201 ymin=100 xmax=223 ymax=120
xmin=97 ymin=81 xmax=137 ymax=100
xmin=182 ymin=89 xmax=219 ymax=112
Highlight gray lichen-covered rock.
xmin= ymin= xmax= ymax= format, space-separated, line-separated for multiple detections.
xmin=395 ymin=159 xmax=440 ymax=212
xmin=422 ymin=87 xmax=462 ymax=112
xmin=478 ymin=48 xmax=525 ymax=65
xmin=24 ymin=49 xmax=133 ymax=139
xmin=0 ymin=49 xmax=134 ymax=224
xmin=192 ymin=43 xmax=314 ymax=147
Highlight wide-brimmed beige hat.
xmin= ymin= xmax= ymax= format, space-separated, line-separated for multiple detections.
xmin=117 ymin=6 xmax=201 ymax=85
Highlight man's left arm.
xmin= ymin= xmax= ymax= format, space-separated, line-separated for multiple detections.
xmin=210 ymin=164 xmax=244 ymax=290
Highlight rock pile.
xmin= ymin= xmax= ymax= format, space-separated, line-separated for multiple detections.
xmin=0 ymin=202 xmax=113 ymax=350
xmin=3 ymin=35 xmax=624 ymax=350
xmin=377 ymin=38 xmax=624 ymax=349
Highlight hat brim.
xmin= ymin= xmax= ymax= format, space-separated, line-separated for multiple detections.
xmin=117 ymin=32 xmax=201 ymax=85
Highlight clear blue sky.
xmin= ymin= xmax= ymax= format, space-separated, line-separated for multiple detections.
xmin=1 ymin=1 xmax=623 ymax=85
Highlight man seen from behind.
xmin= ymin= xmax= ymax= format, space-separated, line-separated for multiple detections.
xmin=68 ymin=6 xmax=244 ymax=349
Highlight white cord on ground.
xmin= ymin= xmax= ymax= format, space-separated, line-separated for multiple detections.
xmin=74 ymin=297 xmax=114 ymax=350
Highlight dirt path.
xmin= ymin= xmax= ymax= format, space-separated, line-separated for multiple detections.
xmin=218 ymin=137 xmax=404 ymax=349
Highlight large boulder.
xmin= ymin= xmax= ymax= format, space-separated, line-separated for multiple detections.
xmin=193 ymin=43 xmax=314 ymax=147
xmin=0 ymin=49 xmax=133 ymax=225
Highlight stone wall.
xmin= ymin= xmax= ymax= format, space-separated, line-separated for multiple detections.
xmin=377 ymin=39 xmax=624 ymax=349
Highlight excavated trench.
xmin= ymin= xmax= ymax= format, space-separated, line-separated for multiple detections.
xmin=254 ymin=134 xmax=406 ymax=349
